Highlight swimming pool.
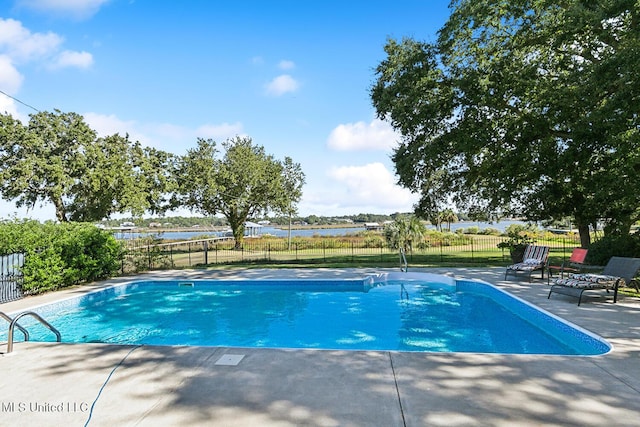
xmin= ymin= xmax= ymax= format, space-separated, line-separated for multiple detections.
xmin=5 ymin=272 xmax=610 ymax=355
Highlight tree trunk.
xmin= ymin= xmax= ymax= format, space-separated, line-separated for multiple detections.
xmin=53 ymin=197 xmax=67 ymax=222
xmin=232 ymin=225 xmax=244 ymax=250
xmin=577 ymin=223 xmax=591 ymax=248
xmin=228 ymin=218 xmax=245 ymax=250
xmin=288 ymin=214 xmax=292 ymax=251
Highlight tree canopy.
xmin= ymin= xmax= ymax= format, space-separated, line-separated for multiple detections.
xmin=371 ymin=0 xmax=640 ymax=247
xmin=177 ymin=136 xmax=305 ymax=248
xmin=0 ymin=110 xmax=305 ymax=235
xmin=0 ymin=110 xmax=176 ymax=222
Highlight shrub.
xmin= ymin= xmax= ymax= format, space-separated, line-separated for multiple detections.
xmin=479 ymin=227 xmax=501 ymax=236
xmin=462 ymin=226 xmax=480 ymax=234
xmin=0 ymin=220 xmax=124 ymax=294
xmin=586 ymin=232 xmax=640 ymax=266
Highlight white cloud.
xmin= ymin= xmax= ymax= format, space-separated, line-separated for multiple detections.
xmin=264 ymin=74 xmax=299 ymax=96
xmin=83 ymin=112 xmax=140 ymax=137
xmin=327 ymin=118 xmax=400 ymax=151
xmin=0 ymin=17 xmax=93 ymax=93
xmin=298 ymin=162 xmax=419 ymax=215
xmin=0 ymin=55 xmax=24 ymax=93
xmin=196 ymin=122 xmax=244 ymax=139
xmin=16 ymin=0 xmax=110 ymax=19
xmin=83 ymin=112 xmax=245 ymax=154
xmin=278 ymin=60 xmax=295 ymax=70
xmin=50 ymin=50 xmax=93 ymax=69
xmin=0 ymin=18 xmax=63 ymax=62
xmin=0 ymin=56 xmax=25 ymax=117
xmin=0 ymin=94 xmax=21 ymax=118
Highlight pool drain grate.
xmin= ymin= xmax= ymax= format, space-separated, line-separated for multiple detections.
xmin=214 ymin=354 xmax=245 ymax=366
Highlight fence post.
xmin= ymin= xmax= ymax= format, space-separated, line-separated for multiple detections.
xmin=323 ymin=241 xmax=326 ymax=262
xmin=0 ymin=252 xmax=25 ymax=303
xmin=204 ymin=241 xmax=208 ymax=265
xmin=352 ymin=241 xmax=354 ymax=263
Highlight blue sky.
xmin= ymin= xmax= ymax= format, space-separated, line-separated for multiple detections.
xmin=0 ymin=0 xmax=452 ymax=221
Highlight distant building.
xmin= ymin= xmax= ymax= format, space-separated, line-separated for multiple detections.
xmin=244 ymin=221 xmax=263 ymax=237
xmin=335 ymin=218 xmax=354 ymax=223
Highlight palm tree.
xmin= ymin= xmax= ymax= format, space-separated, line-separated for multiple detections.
xmin=441 ymin=209 xmax=458 ymax=232
xmin=384 ymin=216 xmax=427 ymax=252
xmin=429 ymin=211 xmax=444 ymax=232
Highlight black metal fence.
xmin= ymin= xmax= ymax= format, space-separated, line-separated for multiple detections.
xmin=0 ymin=253 xmax=24 ymax=303
xmin=121 ymin=234 xmax=583 ymax=273
xmin=1 ymin=235 xmax=585 ymax=301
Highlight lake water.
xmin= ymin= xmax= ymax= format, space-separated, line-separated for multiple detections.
xmin=115 ymin=220 xmax=528 ymax=241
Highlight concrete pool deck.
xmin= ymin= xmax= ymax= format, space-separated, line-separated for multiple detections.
xmin=2 ymin=267 xmax=640 ymax=426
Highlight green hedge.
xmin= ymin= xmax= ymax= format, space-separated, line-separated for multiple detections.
xmin=586 ymin=231 xmax=640 ymax=266
xmin=0 ymin=220 xmax=124 ymax=294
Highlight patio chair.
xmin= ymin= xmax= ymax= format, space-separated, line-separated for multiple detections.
xmin=548 ymin=256 xmax=640 ymax=306
xmin=546 ymin=248 xmax=588 ymax=284
xmin=504 ymin=245 xmax=550 ymax=282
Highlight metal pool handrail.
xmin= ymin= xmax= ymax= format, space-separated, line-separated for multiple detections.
xmin=0 ymin=311 xmax=29 ymax=341
xmin=400 ymin=248 xmax=408 ymax=272
xmin=6 ymin=311 xmax=61 ymax=353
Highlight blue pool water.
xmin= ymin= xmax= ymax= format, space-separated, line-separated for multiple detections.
xmin=6 ymin=273 xmax=610 ymax=355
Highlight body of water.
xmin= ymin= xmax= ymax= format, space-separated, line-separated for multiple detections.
xmin=115 ymin=220 xmax=530 ymax=241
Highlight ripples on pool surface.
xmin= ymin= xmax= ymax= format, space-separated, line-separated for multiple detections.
xmin=12 ymin=274 xmax=610 ymax=355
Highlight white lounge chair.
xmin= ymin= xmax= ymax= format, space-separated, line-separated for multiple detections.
xmin=504 ymin=245 xmax=550 ymax=282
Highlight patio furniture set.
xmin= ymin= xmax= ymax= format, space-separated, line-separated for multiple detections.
xmin=504 ymin=245 xmax=640 ymax=306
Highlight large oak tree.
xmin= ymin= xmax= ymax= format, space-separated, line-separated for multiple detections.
xmin=0 ymin=110 xmax=176 ymax=221
xmin=177 ymin=136 xmax=305 ymax=249
xmin=371 ymin=0 xmax=640 ymax=247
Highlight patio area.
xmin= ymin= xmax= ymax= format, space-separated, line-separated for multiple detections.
xmin=2 ymin=267 xmax=640 ymax=426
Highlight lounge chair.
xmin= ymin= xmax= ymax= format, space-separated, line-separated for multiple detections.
xmin=546 ymin=248 xmax=588 ymax=284
xmin=504 ymin=245 xmax=550 ymax=282
xmin=548 ymin=256 xmax=640 ymax=305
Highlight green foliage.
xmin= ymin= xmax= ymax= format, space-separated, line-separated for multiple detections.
xmin=478 ymin=227 xmax=501 ymax=236
xmin=177 ymin=136 xmax=305 ymax=249
xmin=462 ymin=226 xmax=479 ymax=235
xmin=123 ymin=236 xmax=174 ymax=272
xmin=361 ymin=231 xmax=384 ymax=248
xmin=418 ymin=229 xmax=471 ymax=249
xmin=0 ymin=220 xmax=124 ymax=294
xmin=496 ymin=224 xmax=538 ymax=251
xmin=586 ymin=232 xmax=640 ymax=266
xmin=371 ymin=1 xmax=640 ymax=247
xmin=0 ymin=111 xmax=176 ymax=221
xmin=384 ymin=216 xmax=427 ymax=251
